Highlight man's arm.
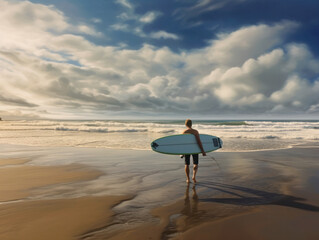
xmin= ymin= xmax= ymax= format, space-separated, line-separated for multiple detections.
xmin=182 ymin=129 xmax=206 ymax=156
xmin=193 ymin=131 xmax=206 ymax=156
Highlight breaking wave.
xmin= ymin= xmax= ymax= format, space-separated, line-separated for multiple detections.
xmin=54 ymin=127 xmax=148 ymax=133
xmin=0 ymin=119 xmax=318 ymax=151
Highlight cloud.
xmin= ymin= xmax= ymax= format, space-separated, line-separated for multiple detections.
xmin=91 ymin=18 xmax=102 ymax=24
xmin=183 ymin=0 xmax=229 ymax=15
xmin=77 ymin=25 xmax=102 ymax=37
xmin=111 ymin=23 xmax=129 ymax=31
xmin=0 ymin=0 xmax=100 ymax=62
xmin=0 ymin=93 xmax=38 ymax=107
xmin=0 ymin=0 xmax=69 ymax=32
xmin=113 ymin=1 xmax=177 ymax=41
xmin=204 ymin=21 xmax=299 ymax=67
xmin=115 ymin=0 xmax=134 ymax=9
xmin=0 ymin=0 xmax=318 ymax=118
xmin=174 ymin=0 xmax=249 ymax=21
xmin=0 ymin=110 xmax=42 ymax=120
xmin=270 ymin=76 xmax=319 ymax=110
xmin=150 ymin=31 xmax=180 ymax=40
xmin=198 ymin=43 xmax=319 ymax=113
xmin=45 ymin=77 xmax=124 ymax=107
xmin=308 ymin=103 xmax=319 ymax=113
xmin=0 ymin=0 xmax=100 ymax=37
xmin=139 ymin=11 xmax=162 ymax=24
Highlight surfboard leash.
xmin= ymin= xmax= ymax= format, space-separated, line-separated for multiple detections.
xmin=206 ymin=154 xmax=221 ymax=170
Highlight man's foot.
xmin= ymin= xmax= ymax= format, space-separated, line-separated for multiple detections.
xmin=192 ymin=177 xmax=197 ymax=183
xmin=186 ymin=179 xmax=191 ymax=183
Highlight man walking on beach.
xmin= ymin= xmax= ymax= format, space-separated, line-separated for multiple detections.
xmin=182 ymin=119 xmax=206 ymax=183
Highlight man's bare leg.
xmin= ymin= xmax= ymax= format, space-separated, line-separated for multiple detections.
xmin=192 ymin=164 xmax=198 ymax=183
xmin=185 ymin=165 xmax=191 ymax=183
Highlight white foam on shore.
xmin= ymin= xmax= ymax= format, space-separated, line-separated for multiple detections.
xmin=0 ymin=120 xmax=318 ymax=152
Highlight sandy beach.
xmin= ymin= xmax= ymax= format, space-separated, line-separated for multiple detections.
xmin=0 ymin=156 xmax=130 ymax=240
xmin=0 ymin=143 xmax=319 ymax=240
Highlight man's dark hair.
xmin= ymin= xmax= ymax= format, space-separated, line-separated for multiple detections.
xmin=185 ymin=119 xmax=192 ymax=128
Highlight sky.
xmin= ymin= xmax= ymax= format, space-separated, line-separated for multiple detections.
xmin=1 ymin=0 xmax=319 ymax=120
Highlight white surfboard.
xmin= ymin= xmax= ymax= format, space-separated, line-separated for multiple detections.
xmin=151 ymin=134 xmax=223 ymax=155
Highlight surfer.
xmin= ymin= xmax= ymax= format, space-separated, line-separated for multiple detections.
xmin=182 ymin=119 xmax=206 ymax=183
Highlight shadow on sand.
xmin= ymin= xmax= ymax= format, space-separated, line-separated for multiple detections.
xmin=198 ymin=181 xmax=319 ymax=212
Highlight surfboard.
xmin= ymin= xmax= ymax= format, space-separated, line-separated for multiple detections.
xmin=151 ymin=134 xmax=223 ymax=155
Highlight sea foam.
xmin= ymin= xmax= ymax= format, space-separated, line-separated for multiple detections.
xmin=0 ymin=120 xmax=318 ymax=152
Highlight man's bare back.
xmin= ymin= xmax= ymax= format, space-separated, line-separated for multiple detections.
xmin=182 ymin=128 xmax=206 ymax=157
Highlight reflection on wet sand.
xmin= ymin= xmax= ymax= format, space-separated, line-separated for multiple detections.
xmin=181 ymin=184 xmax=201 ymax=226
xmin=161 ymin=184 xmax=221 ymax=239
xmin=161 ymin=184 xmax=203 ymax=239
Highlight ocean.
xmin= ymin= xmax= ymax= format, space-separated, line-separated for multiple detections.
xmin=0 ymin=120 xmax=318 ymax=152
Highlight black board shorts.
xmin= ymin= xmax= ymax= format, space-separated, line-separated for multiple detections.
xmin=184 ymin=154 xmax=199 ymax=165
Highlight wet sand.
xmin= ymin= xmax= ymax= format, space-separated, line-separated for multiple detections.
xmin=0 ymin=160 xmax=103 ymax=202
xmin=0 ymin=157 xmax=130 ymax=240
xmin=0 ymin=196 xmax=130 ymax=240
xmin=85 ymin=145 xmax=319 ymax=240
xmin=0 ymin=144 xmax=319 ymax=239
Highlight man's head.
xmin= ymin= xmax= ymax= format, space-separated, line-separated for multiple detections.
xmin=185 ymin=119 xmax=192 ymax=128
